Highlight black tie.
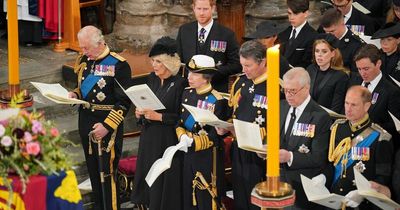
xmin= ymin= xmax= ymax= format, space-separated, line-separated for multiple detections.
xmin=363 ymin=82 xmax=370 ymax=88
xmin=198 ymin=28 xmax=206 ymax=44
xmin=288 ymin=28 xmax=296 ymax=46
xmin=286 ymin=107 xmax=297 ymax=136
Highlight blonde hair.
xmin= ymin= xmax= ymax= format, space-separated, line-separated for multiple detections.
xmin=312 ymin=39 xmax=349 ymax=75
xmin=152 ymin=53 xmax=181 ymax=76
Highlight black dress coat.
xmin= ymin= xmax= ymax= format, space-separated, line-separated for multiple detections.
xmin=278 ymin=22 xmax=318 ymax=69
xmin=338 ymin=29 xmax=365 ymax=73
xmin=348 ymin=74 xmax=400 ymax=150
xmin=176 ymin=21 xmax=242 ymax=93
xmin=381 ymin=49 xmax=400 ymax=84
xmin=280 ymin=99 xmax=331 ymax=209
xmin=346 ymin=6 xmax=379 ymax=36
xmin=130 ymin=72 xmax=186 ymax=210
xmin=307 ymin=64 xmax=349 ymax=113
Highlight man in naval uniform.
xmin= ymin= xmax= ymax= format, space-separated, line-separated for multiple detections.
xmin=69 ymin=25 xmax=132 ymax=210
xmin=312 ymin=86 xmax=393 ymax=209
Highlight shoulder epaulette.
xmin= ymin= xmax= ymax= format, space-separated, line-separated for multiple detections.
xmin=350 ymin=32 xmax=365 ymax=44
xmin=371 ymin=123 xmax=392 ymax=141
xmin=110 ymin=52 xmax=126 ymax=62
xmin=211 ymin=90 xmax=223 ymax=100
xmin=330 ymin=118 xmax=347 ymax=130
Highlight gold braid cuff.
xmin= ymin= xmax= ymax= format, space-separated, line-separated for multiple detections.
xmin=176 ymin=127 xmax=187 ymax=139
xmin=193 ymin=134 xmax=213 ymax=152
xmin=104 ymin=109 xmax=124 ymax=130
xmin=260 ymin=127 xmax=266 ymax=140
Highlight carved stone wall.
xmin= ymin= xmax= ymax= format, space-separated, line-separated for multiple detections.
xmin=108 ymin=0 xmax=322 ymax=53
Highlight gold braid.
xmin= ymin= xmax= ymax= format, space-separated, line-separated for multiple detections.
xmin=228 ymin=77 xmax=242 ymax=112
xmin=328 ymin=123 xmax=352 ymax=178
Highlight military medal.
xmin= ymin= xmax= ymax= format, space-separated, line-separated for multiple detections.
xmin=354 ymin=161 xmax=366 ymax=173
xmin=362 ymin=147 xmax=370 ymax=161
xmin=249 ymin=84 xmax=255 ymax=93
xmin=298 ymin=144 xmax=310 ymax=153
xmin=96 ymin=92 xmax=106 ymax=102
xmin=292 ymin=123 xmax=315 ymax=138
xmin=210 ymin=40 xmax=227 ymax=52
xmin=255 ymin=115 xmax=265 ymax=125
xmin=371 ymin=92 xmax=379 ymax=104
xmin=94 ymin=64 xmax=115 ymax=76
xmin=97 ymin=78 xmax=106 ymax=89
xmin=396 ymin=60 xmax=400 ymax=72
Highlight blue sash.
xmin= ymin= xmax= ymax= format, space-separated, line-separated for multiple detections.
xmin=333 ymin=130 xmax=379 ymax=184
xmin=183 ymin=93 xmax=217 ymax=131
xmin=80 ymin=55 xmax=118 ymax=99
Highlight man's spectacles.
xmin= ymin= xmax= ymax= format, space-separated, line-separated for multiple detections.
xmin=331 ymin=0 xmax=350 ymax=8
xmin=284 ymin=86 xmax=305 ymax=96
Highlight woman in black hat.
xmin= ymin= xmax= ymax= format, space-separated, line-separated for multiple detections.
xmin=130 ymin=36 xmax=186 ymax=210
xmin=176 ymin=55 xmax=227 ymax=210
xmin=306 ymin=34 xmax=349 ymax=113
xmin=372 ymin=22 xmax=400 ymax=83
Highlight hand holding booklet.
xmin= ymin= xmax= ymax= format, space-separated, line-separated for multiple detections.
xmin=31 ymin=82 xmax=89 ymax=105
xmin=117 ymin=83 xmax=165 ymax=110
xmin=354 ymin=170 xmax=400 ymax=210
xmin=182 ymin=104 xmax=233 ymax=129
xmin=233 ymin=119 xmax=266 ymax=154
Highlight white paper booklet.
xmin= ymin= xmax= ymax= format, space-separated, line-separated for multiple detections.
xmin=31 ymin=82 xmax=89 ymax=105
xmin=182 ymin=104 xmax=233 ymax=129
xmin=233 ymin=119 xmax=266 ymax=154
xmin=145 ymin=140 xmax=187 ymax=187
xmin=389 ymin=75 xmax=400 ymax=88
xmin=354 ymin=170 xmax=400 ymax=210
xmin=118 ymin=83 xmax=165 ymax=110
xmin=320 ymin=105 xmax=346 ymax=118
xmin=301 ymin=174 xmax=345 ymax=209
xmin=359 ymin=34 xmax=381 ymax=49
xmin=352 ymin=2 xmax=371 ymax=14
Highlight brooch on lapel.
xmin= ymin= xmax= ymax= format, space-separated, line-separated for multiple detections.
xmin=371 ymin=92 xmax=379 ymax=104
xmin=354 ymin=161 xmax=366 ymax=173
xmin=97 ymin=78 xmax=106 ymax=89
xmin=298 ymin=144 xmax=310 ymax=153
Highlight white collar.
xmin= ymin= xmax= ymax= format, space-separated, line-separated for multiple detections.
xmin=363 ymin=72 xmax=382 ymax=92
xmin=292 ymin=94 xmax=311 ymax=115
xmin=339 ymin=27 xmax=349 ymax=40
xmin=344 ymin=6 xmax=353 ymax=23
xmin=198 ymin=19 xmax=213 ymax=33
xmin=292 ymin=21 xmax=307 ymax=38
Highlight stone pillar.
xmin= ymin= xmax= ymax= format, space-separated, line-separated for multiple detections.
xmin=107 ymin=0 xmax=192 ymax=53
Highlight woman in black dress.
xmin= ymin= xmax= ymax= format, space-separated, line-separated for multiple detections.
xmin=306 ymin=34 xmax=349 ymax=113
xmin=131 ymin=37 xmax=186 ymax=210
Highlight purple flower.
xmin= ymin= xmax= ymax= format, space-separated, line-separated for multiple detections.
xmin=24 ymin=132 xmax=33 ymax=142
xmin=31 ymin=120 xmax=43 ymax=134
xmin=12 ymin=128 xmax=24 ymax=139
xmin=1 ymin=136 xmax=13 ymax=147
xmin=26 ymin=142 xmax=41 ymax=156
xmin=0 ymin=124 xmax=5 ymax=136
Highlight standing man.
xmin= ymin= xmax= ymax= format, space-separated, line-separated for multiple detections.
xmin=320 ymin=8 xmax=364 ymax=73
xmin=176 ymin=0 xmax=242 ymax=93
xmin=279 ymin=67 xmax=331 ymax=209
xmin=217 ymin=40 xmax=267 ymax=210
xmin=278 ymin=0 xmax=318 ymax=69
xmin=323 ymin=86 xmax=393 ymax=209
xmin=330 ymin=0 xmax=378 ymax=36
xmin=69 ymin=26 xmax=132 ymax=210
xmin=349 ymin=44 xmax=400 ymax=151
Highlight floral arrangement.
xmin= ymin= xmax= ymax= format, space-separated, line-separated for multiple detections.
xmin=0 ymin=108 xmax=74 ymax=192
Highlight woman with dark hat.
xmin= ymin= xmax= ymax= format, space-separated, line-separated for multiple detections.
xmin=306 ymin=34 xmax=349 ymax=113
xmin=176 ymin=55 xmax=228 ymax=210
xmin=130 ymin=36 xmax=186 ymax=210
xmin=372 ymin=22 xmax=400 ymax=84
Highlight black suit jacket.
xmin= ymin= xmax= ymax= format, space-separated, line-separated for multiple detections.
xmin=176 ymin=21 xmax=242 ymax=93
xmin=280 ymin=99 xmax=331 ymax=209
xmin=354 ymin=0 xmax=390 ymax=24
xmin=338 ymin=29 xmax=365 ymax=72
xmin=278 ymin=22 xmax=317 ymax=68
xmin=346 ymin=6 xmax=379 ymax=36
xmin=348 ymin=74 xmax=400 ymax=150
xmin=307 ymin=64 xmax=349 ymax=113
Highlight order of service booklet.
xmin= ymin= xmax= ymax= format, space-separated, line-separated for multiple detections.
xmin=301 ymin=174 xmax=345 ymax=209
xmin=182 ymin=104 xmax=233 ymax=129
xmin=233 ymin=119 xmax=266 ymax=154
xmin=117 ymin=83 xmax=165 ymax=110
xmin=31 ymin=82 xmax=89 ymax=105
xmin=354 ymin=170 xmax=400 ymax=210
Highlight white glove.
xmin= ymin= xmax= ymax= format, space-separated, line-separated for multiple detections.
xmin=311 ymin=174 xmax=326 ymax=188
xmin=345 ymin=190 xmax=364 ymax=208
xmin=178 ymin=134 xmax=193 ymax=152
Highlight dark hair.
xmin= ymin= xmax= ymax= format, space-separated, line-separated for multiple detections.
xmin=287 ymin=0 xmax=309 ymax=14
xmin=353 ymin=44 xmax=381 ymax=65
xmin=239 ymin=40 xmax=266 ymax=64
xmin=321 ymin=8 xmax=343 ymax=28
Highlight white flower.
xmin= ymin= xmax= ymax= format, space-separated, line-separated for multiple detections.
xmin=1 ymin=136 xmax=13 ymax=147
